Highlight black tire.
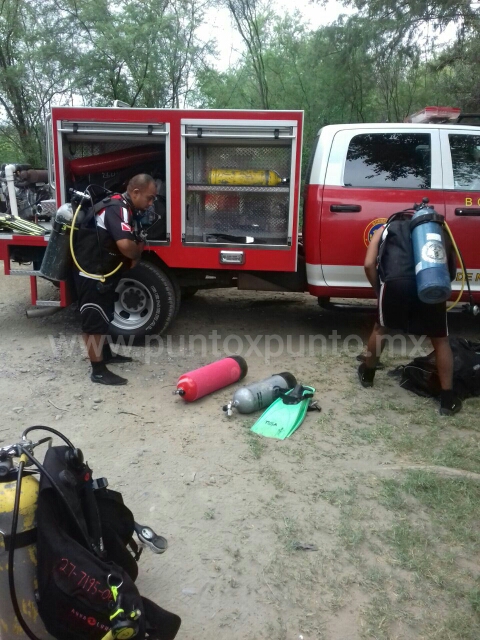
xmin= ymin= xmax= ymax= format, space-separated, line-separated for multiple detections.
xmin=109 ymin=261 xmax=176 ymax=340
xmin=317 ymin=296 xmax=333 ymax=310
xmin=181 ymin=286 xmax=198 ymax=300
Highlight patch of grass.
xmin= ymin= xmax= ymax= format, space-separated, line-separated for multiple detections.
xmin=386 ymin=470 xmax=480 ymax=549
xmin=283 ymin=446 xmax=306 ymax=463
xmin=383 ymin=520 xmax=440 ymax=579
xmin=274 ymin=516 xmax=301 ymax=552
xmin=423 ymin=608 xmax=480 ymax=640
xmin=260 ymin=466 xmax=285 ymax=491
xmin=316 ymin=483 xmax=357 ymax=507
xmin=246 ymin=431 xmax=267 ymax=459
xmin=379 ymin=478 xmax=408 ymax=511
xmin=468 ymin=585 xmax=480 ymax=613
xmin=431 ymin=437 xmax=480 ymax=474
xmin=338 ymin=517 xmax=365 ymax=551
xmin=224 ymin=547 xmax=242 ymax=562
xmin=361 ymin=591 xmax=410 ymax=640
xmin=352 ymin=422 xmax=394 ymax=445
xmin=264 ymin=619 xmax=288 ymax=640
xmin=203 ymin=508 xmax=215 ymax=520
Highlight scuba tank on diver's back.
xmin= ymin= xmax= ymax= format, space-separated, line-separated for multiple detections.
xmin=40 ymin=201 xmax=86 ymax=282
xmin=208 ymin=169 xmax=288 ymax=187
xmin=410 ymin=198 xmax=452 ymax=304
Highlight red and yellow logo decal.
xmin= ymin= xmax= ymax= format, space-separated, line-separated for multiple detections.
xmin=364 ymin=218 xmax=387 ymax=246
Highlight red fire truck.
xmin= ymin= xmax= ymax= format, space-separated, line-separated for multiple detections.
xmin=0 ymin=105 xmax=478 ymax=338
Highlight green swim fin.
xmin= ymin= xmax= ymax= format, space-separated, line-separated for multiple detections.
xmin=250 ymin=384 xmax=316 ymax=440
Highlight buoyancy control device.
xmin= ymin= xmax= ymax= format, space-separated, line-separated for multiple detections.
xmin=40 ymin=188 xmax=127 ymax=283
xmin=0 ymin=426 xmax=181 ymax=640
xmin=410 ymin=199 xmax=452 ymax=303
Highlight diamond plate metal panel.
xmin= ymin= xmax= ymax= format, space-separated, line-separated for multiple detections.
xmin=37 ymin=199 xmax=56 ymax=217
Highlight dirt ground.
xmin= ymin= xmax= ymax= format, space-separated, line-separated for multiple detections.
xmin=1 ymin=268 xmax=480 ymax=640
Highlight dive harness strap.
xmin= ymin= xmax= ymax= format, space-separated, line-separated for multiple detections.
xmin=410 ymin=211 xmax=445 ymax=231
xmin=279 ymin=384 xmax=321 ymax=411
xmin=80 ymin=194 xmax=128 ymax=229
xmin=2 ymin=526 xmax=37 ymax=551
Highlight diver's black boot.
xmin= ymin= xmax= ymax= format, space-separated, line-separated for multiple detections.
xmin=439 ymin=390 xmax=462 ymax=416
xmin=91 ymin=361 xmax=128 ymax=385
xmin=358 ymin=363 xmax=376 ymax=388
xmin=102 ymin=342 xmax=133 ymax=364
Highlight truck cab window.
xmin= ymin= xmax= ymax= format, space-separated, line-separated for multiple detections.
xmin=344 ymin=133 xmax=431 ymax=189
xmin=448 ymin=134 xmax=480 ymax=191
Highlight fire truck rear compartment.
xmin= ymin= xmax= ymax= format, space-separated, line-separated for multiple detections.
xmin=63 ymin=135 xmax=168 ymax=242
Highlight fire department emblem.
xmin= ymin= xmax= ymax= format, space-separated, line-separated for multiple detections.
xmin=364 ymin=218 xmax=387 ymax=246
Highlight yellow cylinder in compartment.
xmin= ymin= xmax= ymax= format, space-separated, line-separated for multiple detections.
xmin=208 ymin=169 xmax=284 ymax=186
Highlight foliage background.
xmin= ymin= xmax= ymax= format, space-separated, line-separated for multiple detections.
xmin=0 ymin=0 xmax=478 ymax=166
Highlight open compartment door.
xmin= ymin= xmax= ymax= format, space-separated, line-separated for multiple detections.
xmin=181 ymin=120 xmax=299 ymax=253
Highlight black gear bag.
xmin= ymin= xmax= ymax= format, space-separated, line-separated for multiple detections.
xmin=392 ymin=337 xmax=480 ymax=400
xmin=36 ymin=445 xmax=181 ymax=640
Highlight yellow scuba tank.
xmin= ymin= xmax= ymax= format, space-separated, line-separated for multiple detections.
xmin=207 ymin=169 xmax=287 ymax=186
xmin=0 ymin=473 xmax=54 ymax=639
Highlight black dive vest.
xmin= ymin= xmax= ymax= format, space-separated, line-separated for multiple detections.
xmin=377 ymin=212 xmax=456 ymax=283
xmin=377 ymin=214 xmax=415 ymax=283
xmin=73 ymin=195 xmax=130 ymax=277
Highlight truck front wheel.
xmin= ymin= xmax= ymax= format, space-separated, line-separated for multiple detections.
xmin=317 ymin=296 xmax=333 ymax=310
xmin=109 ymin=261 xmax=176 ymax=340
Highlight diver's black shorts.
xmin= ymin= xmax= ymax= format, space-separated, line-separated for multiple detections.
xmin=378 ymin=277 xmax=448 ymax=338
xmin=73 ymin=273 xmax=117 ymax=335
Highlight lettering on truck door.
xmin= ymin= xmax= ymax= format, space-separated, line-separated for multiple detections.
xmin=440 ymin=129 xmax=480 ymax=291
xmin=320 ymin=127 xmax=444 ymax=288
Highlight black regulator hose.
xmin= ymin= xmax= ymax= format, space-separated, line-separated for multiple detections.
xmin=8 ymin=459 xmax=43 ymax=640
xmin=21 ymin=425 xmax=75 ymax=448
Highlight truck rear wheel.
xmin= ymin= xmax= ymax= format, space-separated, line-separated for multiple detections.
xmin=109 ymin=262 xmax=176 ymax=340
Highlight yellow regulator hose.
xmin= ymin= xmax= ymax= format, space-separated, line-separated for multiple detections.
xmin=444 ymin=221 xmax=466 ymax=311
xmin=69 ymin=203 xmax=123 ymax=282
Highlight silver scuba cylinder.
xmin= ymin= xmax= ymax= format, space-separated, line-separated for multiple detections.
xmin=0 ymin=474 xmax=55 ymax=639
xmin=223 ymin=372 xmax=297 ymax=416
xmin=39 ymin=203 xmax=82 ymax=282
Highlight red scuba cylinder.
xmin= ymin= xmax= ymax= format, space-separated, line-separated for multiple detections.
xmin=175 ymin=356 xmax=248 ymax=402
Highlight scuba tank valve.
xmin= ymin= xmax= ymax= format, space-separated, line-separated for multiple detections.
xmin=223 ymin=372 xmax=297 ymax=416
xmin=410 ymin=198 xmax=451 ymax=304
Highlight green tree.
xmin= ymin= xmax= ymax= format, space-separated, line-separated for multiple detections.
xmin=224 ymin=0 xmax=271 ymax=108
xmin=56 ymin=0 xmax=212 ymax=108
xmin=0 ymin=0 xmax=76 ymax=164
